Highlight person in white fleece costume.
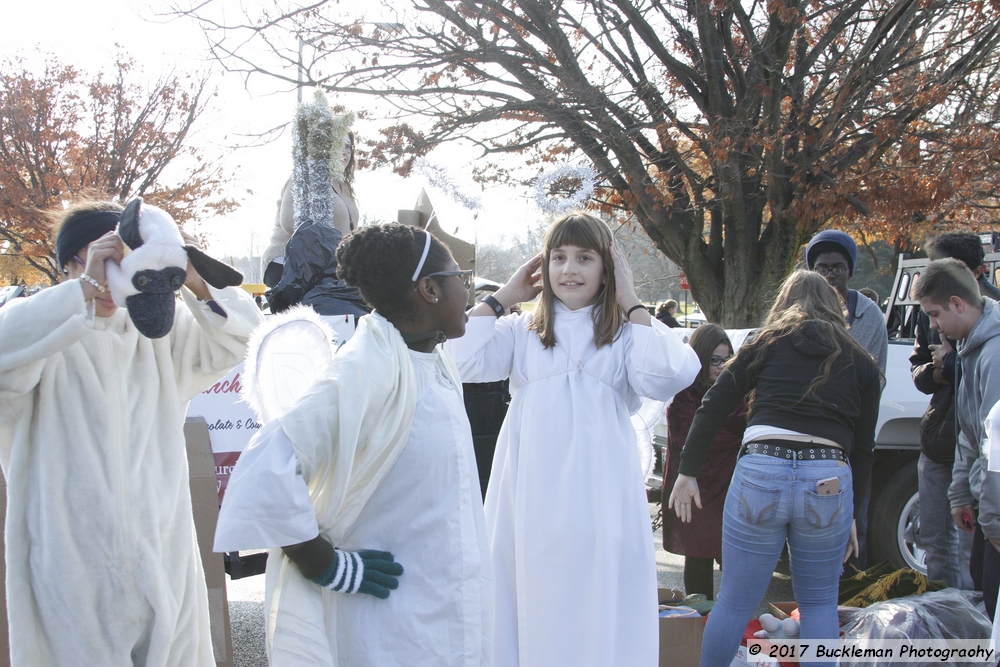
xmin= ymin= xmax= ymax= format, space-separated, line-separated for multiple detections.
xmin=0 ymin=200 xmax=264 ymax=667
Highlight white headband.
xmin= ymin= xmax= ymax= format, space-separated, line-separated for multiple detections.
xmin=411 ymin=230 xmax=432 ymax=282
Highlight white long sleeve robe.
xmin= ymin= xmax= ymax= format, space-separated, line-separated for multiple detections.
xmin=215 ymin=347 xmax=493 ymax=667
xmin=0 ymin=279 xmax=263 ymax=667
xmin=447 ymin=305 xmax=700 ymax=667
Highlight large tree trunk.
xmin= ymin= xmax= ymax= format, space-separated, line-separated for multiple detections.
xmin=640 ymin=210 xmax=804 ymax=327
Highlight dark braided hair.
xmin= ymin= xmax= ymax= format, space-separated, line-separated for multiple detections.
xmin=336 ymin=223 xmax=453 ymax=318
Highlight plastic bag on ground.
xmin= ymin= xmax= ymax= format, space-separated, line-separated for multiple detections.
xmin=839 ymin=588 xmax=992 ymax=667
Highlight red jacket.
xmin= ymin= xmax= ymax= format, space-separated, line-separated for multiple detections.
xmin=661 ymin=384 xmax=746 ymax=559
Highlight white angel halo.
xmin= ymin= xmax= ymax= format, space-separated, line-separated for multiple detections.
xmin=533 ymin=163 xmax=597 ymax=214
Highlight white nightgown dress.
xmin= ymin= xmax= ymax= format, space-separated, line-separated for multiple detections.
xmin=447 ymin=303 xmax=700 ymax=667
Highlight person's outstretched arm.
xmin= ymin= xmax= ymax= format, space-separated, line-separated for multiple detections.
xmin=448 ymin=254 xmax=542 ymax=383
xmin=168 ymin=233 xmax=265 ymax=402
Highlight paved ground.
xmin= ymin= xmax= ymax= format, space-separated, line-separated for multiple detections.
xmin=226 ymin=505 xmax=795 ymax=667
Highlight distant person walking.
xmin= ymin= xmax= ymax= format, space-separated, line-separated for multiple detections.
xmin=657 ymin=299 xmax=682 ymax=327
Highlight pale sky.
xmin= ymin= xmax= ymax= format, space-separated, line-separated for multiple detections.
xmin=1 ymin=0 xmax=541 ymax=266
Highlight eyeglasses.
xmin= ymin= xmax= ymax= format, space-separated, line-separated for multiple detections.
xmin=812 ymin=265 xmax=849 ymax=277
xmin=416 ymin=270 xmax=474 ymax=290
xmin=710 ymin=355 xmax=731 ymax=367
xmin=63 ymin=255 xmax=87 ymax=275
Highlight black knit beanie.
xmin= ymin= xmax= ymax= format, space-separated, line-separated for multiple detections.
xmin=55 ymin=210 xmax=120 ymax=271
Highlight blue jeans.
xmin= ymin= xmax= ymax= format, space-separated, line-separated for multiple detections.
xmin=700 ymin=454 xmax=853 ymax=667
xmin=918 ymin=453 xmax=974 ymax=588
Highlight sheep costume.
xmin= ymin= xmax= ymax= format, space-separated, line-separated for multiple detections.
xmin=0 ymin=202 xmax=264 ymax=667
xmin=107 ymin=197 xmax=244 ymax=338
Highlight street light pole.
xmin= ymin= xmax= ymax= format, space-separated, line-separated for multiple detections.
xmin=297 ymin=36 xmax=305 ymax=103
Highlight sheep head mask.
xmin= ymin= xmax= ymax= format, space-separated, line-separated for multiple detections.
xmin=105 ymin=198 xmax=243 ymax=338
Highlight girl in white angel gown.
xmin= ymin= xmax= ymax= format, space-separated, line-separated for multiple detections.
xmin=217 ymin=224 xmax=493 ymax=667
xmin=448 ymin=212 xmax=701 ymax=667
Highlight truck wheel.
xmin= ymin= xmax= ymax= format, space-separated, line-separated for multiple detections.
xmin=868 ymin=460 xmax=926 ymax=573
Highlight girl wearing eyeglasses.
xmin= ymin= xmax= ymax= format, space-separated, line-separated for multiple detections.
xmin=668 ymin=270 xmax=880 ymax=667
xmin=448 ymin=212 xmax=701 ymax=667
xmin=216 ymin=224 xmax=493 ymax=667
xmin=661 ymin=324 xmax=746 ymax=601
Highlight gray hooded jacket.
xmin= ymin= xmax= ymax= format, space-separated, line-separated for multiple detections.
xmin=850 ymin=291 xmax=888 ymax=375
xmin=949 ymin=297 xmax=1000 ymax=540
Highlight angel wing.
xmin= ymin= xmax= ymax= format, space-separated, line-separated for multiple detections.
xmin=242 ymin=306 xmax=338 ymax=424
xmin=632 ymin=397 xmax=666 ymax=482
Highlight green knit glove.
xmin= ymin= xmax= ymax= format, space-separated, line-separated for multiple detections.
xmin=311 ymin=549 xmax=403 ymax=599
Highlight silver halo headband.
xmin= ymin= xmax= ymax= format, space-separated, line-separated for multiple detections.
xmin=411 ymin=229 xmax=433 ymax=282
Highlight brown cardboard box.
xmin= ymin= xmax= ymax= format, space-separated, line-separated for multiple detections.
xmin=186 ymin=416 xmax=235 ymax=667
xmin=767 ymin=601 xmax=799 ymax=620
xmin=658 ymin=588 xmax=705 ymax=667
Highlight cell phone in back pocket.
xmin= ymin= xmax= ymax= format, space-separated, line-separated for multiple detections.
xmin=816 ymin=477 xmax=839 ymax=495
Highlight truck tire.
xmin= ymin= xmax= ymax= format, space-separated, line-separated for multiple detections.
xmin=868 ymin=459 xmax=926 ymax=573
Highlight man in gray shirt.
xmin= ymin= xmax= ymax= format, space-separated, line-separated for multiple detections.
xmin=806 ymin=229 xmax=889 ymax=569
xmin=915 ymin=259 xmax=1000 ymax=620
xmin=911 ymin=232 xmax=1000 ymax=589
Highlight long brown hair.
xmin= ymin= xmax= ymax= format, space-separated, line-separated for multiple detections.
xmin=528 ymin=212 xmax=624 ymax=348
xmin=688 ymin=324 xmax=733 ymax=392
xmin=743 ymin=269 xmax=870 ymax=399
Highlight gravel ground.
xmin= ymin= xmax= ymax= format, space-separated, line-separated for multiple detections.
xmin=226 ymin=505 xmax=795 ymax=667
xmin=226 ymin=562 xmax=267 ymax=667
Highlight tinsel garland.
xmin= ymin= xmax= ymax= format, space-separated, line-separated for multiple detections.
xmin=415 ymin=158 xmax=483 ymax=212
xmin=291 ymin=102 xmax=311 ymax=230
xmin=291 ymin=90 xmax=355 ymax=231
xmin=533 ymin=163 xmax=597 ymax=215
xmin=307 ymin=93 xmax=334 ymax=229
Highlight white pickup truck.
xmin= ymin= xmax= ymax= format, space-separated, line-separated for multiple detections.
xmin=865 ymin=339 xmax=925 ymax=571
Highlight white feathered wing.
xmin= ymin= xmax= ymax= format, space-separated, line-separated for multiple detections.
xmin=242 ymin=306 xmax=338 ymax=424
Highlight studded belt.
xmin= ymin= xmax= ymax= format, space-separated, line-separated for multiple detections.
xmin=740 ymin=439 xmax=848 ymax=463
